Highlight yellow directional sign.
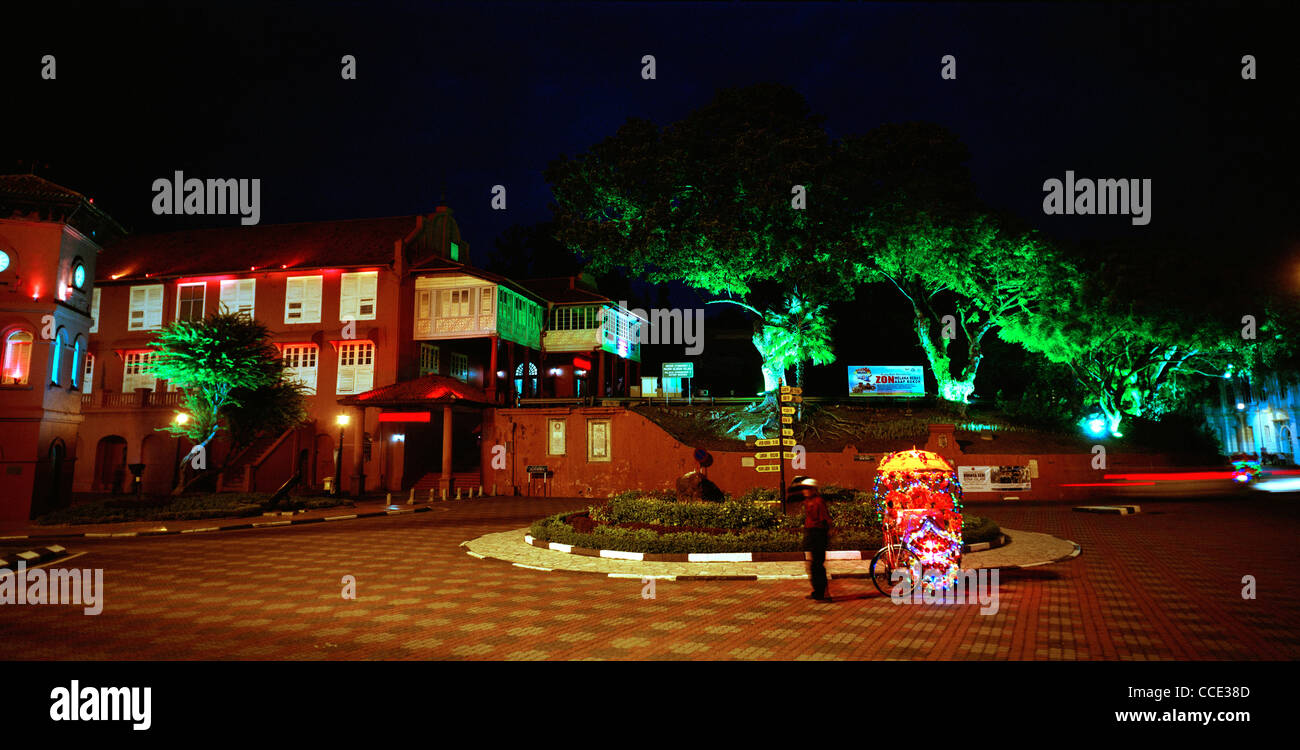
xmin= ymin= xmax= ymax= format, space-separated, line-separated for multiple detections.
xmin=780 ymin=407 xmax=795 ymax=415
xmin=781 ymin=428 xmax=793 ymax=436
xmin=789 ymin=387 xmax=803 ymax=395
xmin=755 ymin=464 xmax=781 ymax=473
xmin=755 ymin=451 xmax=780 ymax=460
xmin=781 ymin=416 xmax=793 ymax=424
xmin=783 ymin=451 xmax=797 ymax=459
xmin=754 ymin=438 xmax=780 ymax=447
xmin=780 ymin=386 xmax=791 ymax=394
xmin=782 ymin=438 xmax=796 ymax=446
xmin=780 ymin=394 xmax=803 ymax=403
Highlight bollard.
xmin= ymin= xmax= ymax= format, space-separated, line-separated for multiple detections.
xmin=455 ymin=487 xmax=462 ymax=501
xmin=408 ymin=487 xmax=415 ymax=505
xmin=478 ymin=485 xmax=484 ymax=498
xmin=492 ymin=482 xmax=497 ymax=497
xmin=386 ymin=492 xmax=392 ymax=504
xmin=428 ymin=488 xmax=435 ymax=503
xmin=441 ymin=487 xmax=448 ymax=502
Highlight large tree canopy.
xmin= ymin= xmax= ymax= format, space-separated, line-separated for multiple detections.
xmin=998 ymin=247 xmax=1269 ymax=436
xmin=546 ymin=83 xmax=860 ymax=395
xmin=847 ymin=123 xmax=1076 ymax=403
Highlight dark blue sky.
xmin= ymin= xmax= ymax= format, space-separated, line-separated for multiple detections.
xmin=4 ymin=1 xmax=1294 ymax=272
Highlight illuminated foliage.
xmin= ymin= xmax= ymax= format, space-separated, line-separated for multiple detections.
xmin=546 ymin=84 xmax=859 ymax=395
xmin=147 ymin=313 xmax=307 ymax=475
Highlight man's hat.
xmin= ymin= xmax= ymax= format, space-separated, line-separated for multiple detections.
xmin=788 ymin=476 xmax=819 ymax=493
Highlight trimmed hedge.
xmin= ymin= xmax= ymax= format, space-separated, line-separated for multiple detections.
xmin=591 ymin=494 xmax=781 ymax=529
xmin=530 ymin=500 xmax=1002 ymax=555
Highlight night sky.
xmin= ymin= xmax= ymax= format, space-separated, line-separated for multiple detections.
xmin=3 ymin=1 xmax=1296 ymax=394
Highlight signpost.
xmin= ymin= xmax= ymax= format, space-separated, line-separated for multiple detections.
xmin=663 ymin=362 xmax=695 ymax=404
xmin=747 ymin=382 xmax=808 ymax=513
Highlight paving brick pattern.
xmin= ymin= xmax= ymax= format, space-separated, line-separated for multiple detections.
xmin=1 ymin=496 xmax=1297 ymax=660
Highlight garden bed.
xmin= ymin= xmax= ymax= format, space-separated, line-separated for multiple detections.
xmin=528 ymin=490 xmax=1002 ymax=555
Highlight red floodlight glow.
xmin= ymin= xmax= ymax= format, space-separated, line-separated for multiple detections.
xmin=377 ymin=412 xmax=431 ymax=423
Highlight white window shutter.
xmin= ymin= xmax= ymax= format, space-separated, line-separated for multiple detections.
xmin=416 ymin=290 xmax=432 ymax=336
xmin=90 ymin=288 xmax=101 ymax=333
xmin=239 ymin=279 xmax=255 ymax=316
xmin=303 ymin=277 xmax=322 ymax=323
xmin=146 ymin=286 xmax=164 ymax=328
xmin=82 ymin=353 xmax=94 ymax=394
xmin=340 ymin=274 xmax=358 ymax=321
xmin=285 ymin=278 xmax=304 ymax=322
xmin=356 ymin=361 xmax=374 ymax=392
xmin=337 ymin=365 xmax=355 ymax=394
xmin=128 ymin=286 xmax=146 ymax=329
xmin=359 ymin=273 xmax=377 ymax=319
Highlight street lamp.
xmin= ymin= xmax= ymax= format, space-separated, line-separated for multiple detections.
xmin=173 ymin=412 xmax=190 ymax=490
xmin=335 ymin=413 xmax=350 ymax=496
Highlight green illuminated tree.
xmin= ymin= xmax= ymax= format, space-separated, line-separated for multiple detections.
xmin=998 ymin=251 xmax=1266 ymax=436
xmin=844 ymin=124 xmax=1075 ymax=403
xmin=147 ymin=313 xmax=307 ymax=487
xmin=546 ymin=83 xmax=859 ymax=401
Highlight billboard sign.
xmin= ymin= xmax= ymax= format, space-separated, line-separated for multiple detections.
xmin=959 ymin=465 xmax=1032 ymax=492
xmin=847 ymin=365 xmax=925 ymax=397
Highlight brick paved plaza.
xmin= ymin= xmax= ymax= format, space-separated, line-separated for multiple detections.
xmin=2 ymin=495 xmax=1298 ymax=660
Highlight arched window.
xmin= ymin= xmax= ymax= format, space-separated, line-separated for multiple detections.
xmin=50 ymin=330 xmax=64 ymax=385
xmin=71 ymin=337 xmax=84 ymax=389
xmin=514 ymin=361 xmax=539 ymax=398
xmin=2 ymin=330 xmax=34 ymax=385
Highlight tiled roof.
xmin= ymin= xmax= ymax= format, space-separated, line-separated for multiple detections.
xmin=97 ymin=215 xmax=424 ymax=281
xmin=519 ymin=276 xmax=612 ymax=305
xmin=0 ymin=174 xmax=93 ymax=204
xmin=339 ymin=374 xmax=492 ymax=406
xmin=0 ymin=174 xmax=127 ymax=241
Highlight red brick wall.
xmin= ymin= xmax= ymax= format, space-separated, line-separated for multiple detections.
xmin=483 ymin=407 xmax=1189 ymax=502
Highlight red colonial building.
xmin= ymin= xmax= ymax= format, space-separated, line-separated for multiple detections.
xmin=0 ymin=179 xmax=639 ymax=518
xmin=0 ymin=175 xmax=126 ymax=523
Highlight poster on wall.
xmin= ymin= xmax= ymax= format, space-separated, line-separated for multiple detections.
xmin=548 ymin=419 xmax=566 ymax=455
xmin=847 ymin=365 xmax=925 ymax=397
xmin=958 ymin=465 xmax=1032 ymax=492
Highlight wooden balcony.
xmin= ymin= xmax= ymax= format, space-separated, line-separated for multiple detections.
xmin=81 ymin=389 xmax=187 ymax=410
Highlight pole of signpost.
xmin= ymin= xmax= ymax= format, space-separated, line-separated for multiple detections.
xmin=778 ymin=378 xmax=787 ymax=516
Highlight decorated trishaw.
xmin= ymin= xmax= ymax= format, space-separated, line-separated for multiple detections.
xmin=868 ymin=448 xmax=965 ymax=596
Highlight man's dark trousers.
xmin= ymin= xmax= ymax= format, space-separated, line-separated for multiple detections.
xmin=804 ymin=527 xmax=829 ymax=598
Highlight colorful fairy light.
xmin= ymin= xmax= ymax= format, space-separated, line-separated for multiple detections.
xmin=873 ymin=448 xmax=965 ymax=590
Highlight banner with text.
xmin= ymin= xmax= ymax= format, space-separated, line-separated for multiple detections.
xmin=959 ymin=465 xmax=1032 ymax=492
xmin=847 ymin=365 xmax=925 ymax=397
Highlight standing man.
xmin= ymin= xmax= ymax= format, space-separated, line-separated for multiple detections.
xmin=791 ymin=476 xmax=832 ymax=602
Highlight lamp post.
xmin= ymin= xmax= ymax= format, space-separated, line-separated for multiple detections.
xmin=173 ymin=412 xmax=189 ymax=491
xmin=335 ymin=413 xmax=350 ymax=497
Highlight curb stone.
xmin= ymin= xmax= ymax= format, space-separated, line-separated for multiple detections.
xmin=522 ymin=532 xmax=1010 ymax=563
xmin=0 ymin=545 xmax=70 ymax=572
xmin=4 ymin=506 xmax=434 ymax=542
xmin=464 ymin=532 xmax=1070 ymax=582
xmin=1073 ymin=505 xmax=1140 ymax=515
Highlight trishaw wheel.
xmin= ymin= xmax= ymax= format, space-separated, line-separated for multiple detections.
xmin=870 ymin=544 xmax=910 ymax=597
